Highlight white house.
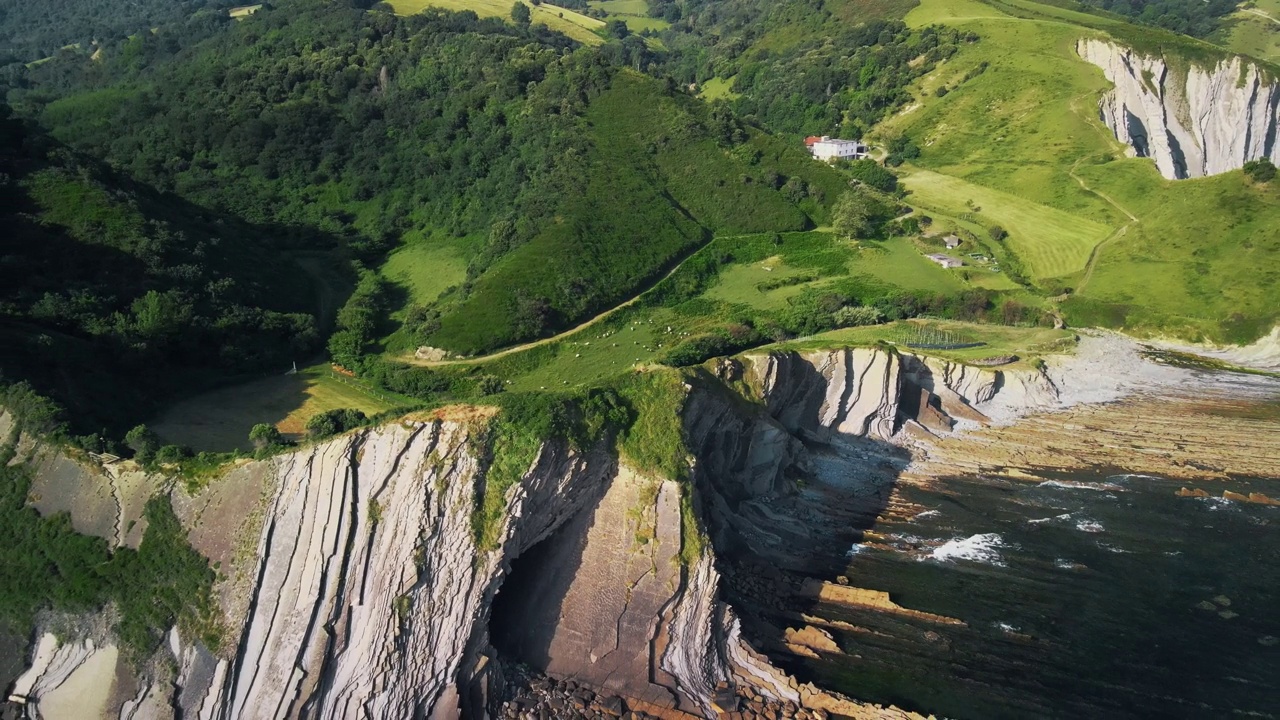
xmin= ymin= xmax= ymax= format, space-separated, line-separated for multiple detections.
xmin=805 ymin=135 xmax=869 ymax=162
xmin=943 ymin=234 xmax=962 ymax=249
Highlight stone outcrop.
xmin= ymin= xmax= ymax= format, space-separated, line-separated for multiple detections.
xmin=0 ymin=345 xmax=1063 ymax=720
xmin=210 ymin=418 xmax=617 ymax=719
xmin=1077 ymin=37 xmax=1280 ymax=179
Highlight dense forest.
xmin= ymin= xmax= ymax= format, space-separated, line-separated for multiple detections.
xmin=0 ymin=0 xmax=235 ymax=63
xmin=641 ymin=0 xmax=974 ymax=139
xmin=3 ymin=0 xmax=851 ymax=360
xmin=0 ymin=0 xmax=994 ymax=432
xmin=0 ymin=105 xmax=323 ymax=435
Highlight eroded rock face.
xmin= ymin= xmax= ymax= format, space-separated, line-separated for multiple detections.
xmin=7 ymin=347 xmax=1052 ymax=720
xmin=1077 ymin=38 xmax=1280 ymax=179
xmin=210 ymin=419 xmax=616 ymax=719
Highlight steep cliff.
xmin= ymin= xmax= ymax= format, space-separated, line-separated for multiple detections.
xmin=1077 ymin=38 xmax=1280 ymax=179
xmin=7 ymin=346 xmax=1057 ymax=720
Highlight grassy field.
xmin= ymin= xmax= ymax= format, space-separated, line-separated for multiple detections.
xmin=151 ymin=365 xmax=398 ymax=451
xmin=706 ymin=256 xmax=828 ymax=310
xmin=884 ymin=0 xmax=1125 ymax=222
xmin=1214 ymin=0 xmax=1280 ymax=61
xmin=589 ymin=0 xmax=670 ymax=32
xmin=775 ymin=318 xmax=1077 ymax=368
xmin=378 ymin=232 xmax=472 ymax=307
xmin=867 ymin=0 xmax=1280 ymax=342
xmin=1068 ymin=158 xmax=1280 ymax=342
xmin=698 ymin=76 xmax=739 ymax=100
xmin=901 ymin=168 xmax=1114 ymax=279
xmin=385 ymin=0 xmax=606 ymax=45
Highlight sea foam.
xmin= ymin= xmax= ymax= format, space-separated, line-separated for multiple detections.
xmin=925 ymin=533 xmax=1006 ymax=567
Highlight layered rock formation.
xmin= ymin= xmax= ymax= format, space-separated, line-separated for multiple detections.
xmin=1077 ymin=38 xmax=1280 ymax=179
xmin=29 ymin=338 xmax=1268 ymax=720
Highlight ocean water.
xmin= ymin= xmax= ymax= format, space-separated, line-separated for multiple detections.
xmin=793 ymin=472 xmax=1280 ymax=719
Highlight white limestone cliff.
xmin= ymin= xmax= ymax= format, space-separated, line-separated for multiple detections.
xmin=1077 ymin=37 xmax=1280 ymax=179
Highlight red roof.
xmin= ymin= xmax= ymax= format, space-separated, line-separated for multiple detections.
xmin=804 ymin=136 xmax=822 ymax=146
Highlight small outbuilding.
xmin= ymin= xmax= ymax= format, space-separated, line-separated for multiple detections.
xmin=943 ymin=234 xmax=962 ymax=249
xmin=926 ymin=253 xmax=964 ymax=269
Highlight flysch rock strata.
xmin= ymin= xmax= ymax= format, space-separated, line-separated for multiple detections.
xmin=1078 ymin=38 xmax=1280 ymax=179
xmin=14 ymin=332 xmax=1274 ymax=720
xmin=208 ymin=417 xmax=617 ymax=719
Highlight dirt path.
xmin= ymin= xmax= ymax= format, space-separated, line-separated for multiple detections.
xmin=1068 ymin=154 xmax=1139 ymax=294
xmin=1063 ymin=91 xmax=1142 ymax=295
xmin=1243 ymin=7 xmax=1280 ymax=25
xmin=401 ymin=248 xmax=702 ymax=368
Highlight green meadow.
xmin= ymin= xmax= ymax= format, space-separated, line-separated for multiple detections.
xmin=589 ymin=0 xmax=670 ymax=33
xmin=902 ymin=169 xmax=1113 ymax=280
xmin=877 ymin=0 xmax=1280 ymax=341
xmin=385 ymin=0 xmax=606 ymax=44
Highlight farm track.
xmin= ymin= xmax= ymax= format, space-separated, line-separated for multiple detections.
xmin=1064 ymin=90 xmax=1141 ymax=295
xmin=400 ymin=239 xmax=719 ymax=368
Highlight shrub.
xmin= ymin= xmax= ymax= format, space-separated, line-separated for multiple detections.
xmin=844 ymin=159 xmax=898 ymax=192
xmin=833 ymin=305 xmax=886 ymax=328
xmin=988 ymin=225 xmax=1008 ymax=242
xmin=305 ymin=409 xmax=368 ymax=439
xmin=153 ymin=444 xmax=191 ymax=465
xmin=1244 ymin=158 xmax=1276 ymax=183
xmin=125 ymin=424 xmax=160 ymax=463
xmin=249 ymin=423 xmax=283 ymax=449
xmin=0 ymin=382 xmax=65 ymax=437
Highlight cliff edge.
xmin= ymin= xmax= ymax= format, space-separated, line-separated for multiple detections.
xmin=1078 ymin=37 xmax=1280 ymax=179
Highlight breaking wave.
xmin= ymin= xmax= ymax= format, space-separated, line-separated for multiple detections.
xmin=1037 ymin=480 xmax=1123 ymax=492
xmin=1075 ymin=518 xmax=1105 ymax=533
xmin=925 ymin=533 xmax=1007 ymax=567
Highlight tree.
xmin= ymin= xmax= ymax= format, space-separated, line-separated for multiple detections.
xmin=249 ymin=423 xmax=283 ymax=449
xmin=988 ymin=225 xmax=1008 ymax=242
xmin=606 ymin=19 xmax=630 ymax=39
xmin=833 ymin=189 xmax=876 ymax=240
xmin=125 ymin=424 xmax=160 ymax=463
xmin=845 ymin=159 xmax=898 ymax=192
xmin=884 ymin=135 xmax=921 ymax=167
xmin=306 ymin=409 xmax=367 ymax=439
xmin=511 ymin=2 xmax=532 ymax=26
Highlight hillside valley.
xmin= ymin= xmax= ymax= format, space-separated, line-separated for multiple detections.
xmin=1 ymin=0 xmax=1279 ymax=718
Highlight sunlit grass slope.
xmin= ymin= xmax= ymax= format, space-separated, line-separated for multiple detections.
xmin=875 ymin=0 xmax=1280 ymax=341
xmin=385 ymin=0 xmax=606 ymax=45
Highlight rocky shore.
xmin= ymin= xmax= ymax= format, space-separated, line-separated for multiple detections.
xmin=5 ymin=330 xmax=1278 ymax=720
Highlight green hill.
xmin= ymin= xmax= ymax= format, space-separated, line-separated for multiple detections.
xmin=427 ymin=70 xmax=847 ymax=354
xmin=874 ymin=0 xmax=1280 ymax=342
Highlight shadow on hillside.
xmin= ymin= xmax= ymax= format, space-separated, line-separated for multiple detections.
xmin=1 ymin=113 xmax=364 ymax=438
xmin=683 ymin=360 xmax=914 ymax=691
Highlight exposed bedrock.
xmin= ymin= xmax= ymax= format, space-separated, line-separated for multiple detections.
xmin=212 ymin=418 xmax=619 ymax=719
xmin=8 ymin=347 xmax=1047 ymax=720
xmin=1077 ymin=38 xmax=1280 ymax=179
